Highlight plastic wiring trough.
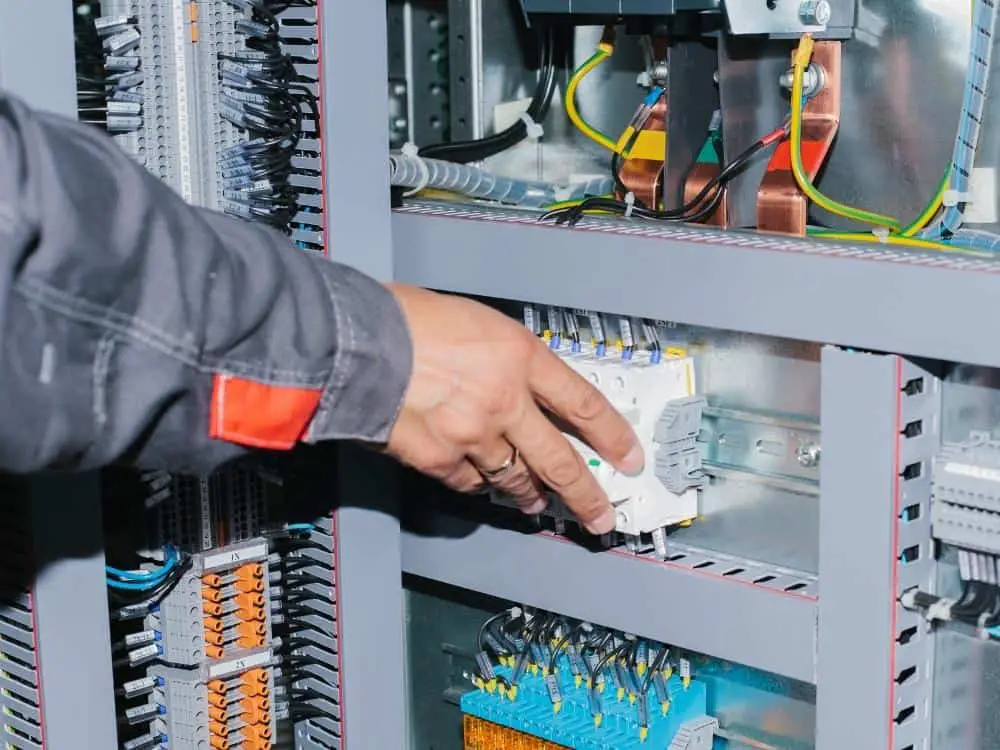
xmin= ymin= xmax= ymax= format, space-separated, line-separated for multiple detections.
xmin=392 ymin=203 xmax=1000 ymax=370
xmin=401 ymin=522 xmax=819 ymax=684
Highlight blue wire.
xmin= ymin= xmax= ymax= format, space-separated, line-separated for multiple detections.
xmin=106 ymin=547 xmax=178 ymax=589
xmin=285 ymin=523 xmax=315 ymax=532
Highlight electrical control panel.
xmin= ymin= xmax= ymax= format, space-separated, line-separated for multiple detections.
xmin=5 ymin=0 xmax=1000 ymax=746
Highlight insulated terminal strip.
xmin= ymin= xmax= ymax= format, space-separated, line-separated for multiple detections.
xmin=932 ymin=431 xmax=1000 ymax=555
xmin=144 ymin=660 xmax=276 ymax=750
xmin=110 ymin=539 xmax=280 ymax=749
xmin=461 ymin=606 xmax=709 ymax=749
xmin=95 ymin=0 xmax=193 ymax=199
xmin=271 ymin=517 xmax=343 ymax=749
xmin=73 ymin=12 xmax=145 ymax=137
xmin=493 ymin=306 xmax=704 ymax=554
xmin=214 ymin=0 xmax=325 ymax=248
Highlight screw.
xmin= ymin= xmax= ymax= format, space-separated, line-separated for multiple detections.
xmin=778 ymin=63 xmax=826 ymax=98
xmin=796 ymin=443 xmax=821 ymax=467
xmin=799 ymin=0 xmax=832 ymax=26
xmin=392 ymin=82 xmax=406 ymax=96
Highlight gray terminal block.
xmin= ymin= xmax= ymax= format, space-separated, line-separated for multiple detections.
xmin=932 ymin=431 xmax=1000 ymax=554
xmin=147 ymin=567 xmax=206 ymax=666
xmin=151 ymin=668 xmax=208 ymax=748
xmin=654 ymin=396 xmax=708 ymax=494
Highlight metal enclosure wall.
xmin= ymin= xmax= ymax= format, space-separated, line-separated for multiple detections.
xmin=0 ymin=3 xmax=119 ymax=746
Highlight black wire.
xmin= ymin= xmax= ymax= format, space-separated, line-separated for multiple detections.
xmin=418 ymin=29 xmax=557 ymax=164
xmin=541 ymin=131 xmax=776 ymax=226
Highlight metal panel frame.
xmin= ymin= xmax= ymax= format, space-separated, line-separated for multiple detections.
xmin=392 ymin=203 xmax=1000 ymax=370
xmin=28 ymin=477 xmax=119 ymax=748
xmin=403 ymin=525 xmax=819 ymax=684
xmin=320 ymin=2 xmax=408 ymax=748
xmin=0 ymin=4 xmax=119 ymax=745
xmin=816 ymin=350 xmax=940 ymax=750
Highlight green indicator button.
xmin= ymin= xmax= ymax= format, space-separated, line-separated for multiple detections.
xmin=588 ymin=459 xmax=601 ymax=467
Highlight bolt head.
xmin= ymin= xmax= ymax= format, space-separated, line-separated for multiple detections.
xmin=796 ymin=443 xmax=821 ymax=467
xmin=800 ymin=0 xmax=832 ymax=26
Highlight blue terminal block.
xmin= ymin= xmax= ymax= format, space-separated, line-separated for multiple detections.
xmin=461 ymin=660 xmax=708 ymax=749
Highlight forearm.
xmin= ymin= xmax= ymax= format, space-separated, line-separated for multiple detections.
xmin=0 ymin=94 xmax=411 ymax=474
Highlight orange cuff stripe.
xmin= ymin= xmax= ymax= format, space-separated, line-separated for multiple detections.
xmin=209 ymin=374 xmax=323 ymax=450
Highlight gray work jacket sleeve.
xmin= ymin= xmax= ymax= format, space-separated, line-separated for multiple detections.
xmin=0 ymin=94 xmax=412 ymax=474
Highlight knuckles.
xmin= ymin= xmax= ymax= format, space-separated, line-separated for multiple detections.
xmin=539 ymin=452 xmax=584 ymax=490
xmin=572 ymin=382 xmax=610 ymax=422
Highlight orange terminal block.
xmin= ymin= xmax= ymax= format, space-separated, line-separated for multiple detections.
xmin=241 ymin=694 xmax=271 ymax=725
xmin=207 ymin=679 xmax=228 ymax=695
xmin=233 ymin=576 xmax=265 ymax=594
xmin=204 ymin=616 xmax=224 ymax=633
xmin=236 ymin=563 xmax=264 ymax=581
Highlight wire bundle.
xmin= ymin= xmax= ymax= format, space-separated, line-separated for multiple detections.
xmin=74 ymin=10 xmax=145 ymax=135
xmin=106 ymin=547 xmax=192 ymax=750
xmin=541 ymin=123 xmax=787 ymax=226
xmin=470 ymin=607 xmax=690 ymax=738
xmin=218 ymin=0 xmax=319 ymax=234
xmin=268 ymin=526 xmax=341 ymax=734
xmin=923 ymin=0 xmax=998 ymax=240
xmin=418 ymin=30 xmax=557 ymax=164
xmin=951 ymin=550 xmax=1000 ymax=628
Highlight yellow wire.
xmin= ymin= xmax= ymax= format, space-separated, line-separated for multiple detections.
xmin=900 ymin=167 xmax=949 ymax=236
xmin=807 ymin=229 xmax=990 ymax=257
xmin=565 ymin=43 xmax=619 ymax=152
xmin=789 ymin=36 xmax=901 ymax=231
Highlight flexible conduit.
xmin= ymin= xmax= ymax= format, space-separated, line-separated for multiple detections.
xmin=923 ymin=0 xmax=998 ymax=239
xmin=389 ymin=153 xmax=612 ymax=209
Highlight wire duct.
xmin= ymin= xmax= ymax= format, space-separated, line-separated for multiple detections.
xmin=922 ymin=0 xmax=998 ymax=240
xmin=389 ymin=153 xmax=611 ymax=208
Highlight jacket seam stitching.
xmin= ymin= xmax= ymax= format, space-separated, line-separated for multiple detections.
xmin=15 ymin=278 xmax=330 ymax=387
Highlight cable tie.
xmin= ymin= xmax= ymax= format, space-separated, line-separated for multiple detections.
xmin=519 ymin=112 xmax=544 ymax=140
xmin=400 ymin=142 xmax=431 ymax=197
xmin=871 ymin=227 xmax=890 ymax=243
xmin=623 ymin=192 xmax=636 ymax=218
xmin=943 ymin=189 xmax=973 ymax=207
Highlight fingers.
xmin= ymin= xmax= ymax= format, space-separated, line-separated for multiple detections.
xmin=441 ymin=461 xmax=490 ymax=495
xmin=506 ymin=404 xmax=616 ymax=535
xmin=526 ymin=345 xmax=644 ymax=476
xmin=468 ymin=439 xmax=548 ymax=513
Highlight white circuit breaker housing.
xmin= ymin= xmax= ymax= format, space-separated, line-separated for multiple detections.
xmin=494 ymin=352 xmax=704 ymax=536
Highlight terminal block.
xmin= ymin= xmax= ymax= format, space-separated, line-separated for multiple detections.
xmin=493 ymin=353 xmax=700 ymax=538
xmin=281 ymin=518 xmax=343 ymax=749
xmin=150 ymin=658 xmax=277 ymax=749
xmin=134 ymin=539 xmax=279 ymax=748
xmin=461 ymin=658 xmax=708 ymax=749
xmin=932 ymin=432 xmax=1000 ymax=555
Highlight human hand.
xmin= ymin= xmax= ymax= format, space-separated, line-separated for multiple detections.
xmin=385 ymin=283 xmax=643 ymax=535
